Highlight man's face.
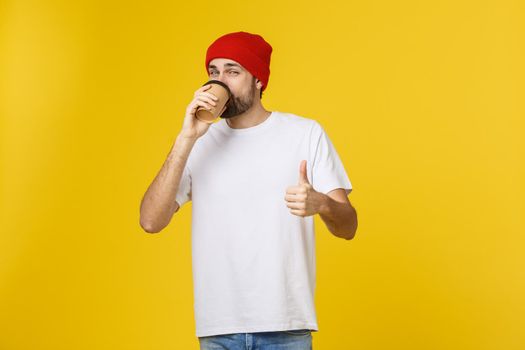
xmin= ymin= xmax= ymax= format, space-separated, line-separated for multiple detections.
xmin=207 ymin=58 xmax=258 ymax=119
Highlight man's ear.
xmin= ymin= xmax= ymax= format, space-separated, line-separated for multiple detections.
xmin=256 ymin=79 xmax=262 ymax=89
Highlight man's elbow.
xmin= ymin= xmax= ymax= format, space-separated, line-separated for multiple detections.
xmin=140 ymin=219 xmax=165 ymax=234
xmin=140 ymin=203 xmax=179 ymax=234
xmin=344 ymin=209 xmax=358 ymax=240
xmin=141 ymin=223 xmax=161 ymax=234
xmin=343 ymin=230 xmax=356 ymax=240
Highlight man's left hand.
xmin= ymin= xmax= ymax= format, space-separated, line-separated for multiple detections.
xmin=285 ymin=160 xmax=325 ymax=217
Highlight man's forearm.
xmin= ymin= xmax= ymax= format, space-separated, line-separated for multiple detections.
xmin=318 ymin=194 xmax=358 ymax=240
xmin=140 ymin=132 xmax=197 ymax=232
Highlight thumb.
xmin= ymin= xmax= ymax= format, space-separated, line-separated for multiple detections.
xmin=298 ymin=160 xmax=310 ymax=185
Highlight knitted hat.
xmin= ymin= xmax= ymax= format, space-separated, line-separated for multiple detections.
xmin=205 ymin=31 xmax=273 ymax=92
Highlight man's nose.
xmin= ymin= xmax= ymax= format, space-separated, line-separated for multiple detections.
xmin=216 ymin=73 xmax=227 ymax=83
xmin=214 ymin=74 xmax=230 ymax=90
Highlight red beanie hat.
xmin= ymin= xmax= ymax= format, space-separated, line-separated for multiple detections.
xmin=205 ymin=31 xmax=273 ymax=92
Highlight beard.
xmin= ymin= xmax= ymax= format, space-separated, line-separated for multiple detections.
xmin=220 ymin=81 xmax=256 ymax=119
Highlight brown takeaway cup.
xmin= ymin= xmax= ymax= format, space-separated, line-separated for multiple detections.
xmin=195 ymin=80 xmax=232 ymax=124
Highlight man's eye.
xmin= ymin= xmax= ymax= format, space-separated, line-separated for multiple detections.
xmin=209 ymin=71 xmax=237 ymax=76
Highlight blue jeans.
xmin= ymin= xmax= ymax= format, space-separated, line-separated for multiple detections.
xmin=198 ymin=329 xmax=313 ymax=350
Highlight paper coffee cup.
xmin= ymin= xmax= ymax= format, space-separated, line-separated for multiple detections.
xmin=195 ymin=80 xmax=231 ymax=124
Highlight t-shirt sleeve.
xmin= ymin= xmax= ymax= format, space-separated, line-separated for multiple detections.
xmin=310 ymin=122 xmax=353 ymax=195
xmin=174 ymin=163 xmax=192 ymax=210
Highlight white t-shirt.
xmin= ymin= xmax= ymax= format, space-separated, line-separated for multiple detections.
xmin=175 ymin=111 xmax=353 ymax=338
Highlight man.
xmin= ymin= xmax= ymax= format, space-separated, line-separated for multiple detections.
xmin=140 ymin=31 xmax=358 ymax=350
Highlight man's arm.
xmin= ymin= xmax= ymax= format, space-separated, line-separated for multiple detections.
xmin=318 ymin=188 xmax=358 ymax=240
xmin=139 ymin=132 xmax=197 ymax=233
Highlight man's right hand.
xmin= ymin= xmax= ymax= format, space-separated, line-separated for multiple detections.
xmin=181 ymin=84 xmax=219 ymax=139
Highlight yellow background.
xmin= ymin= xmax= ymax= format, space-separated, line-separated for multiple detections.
xmin=1 ymin=0 xmax=524 ymax=349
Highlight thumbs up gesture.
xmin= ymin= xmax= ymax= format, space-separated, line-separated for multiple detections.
xmin=285 ymin=160 xmax=324 ymax=217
